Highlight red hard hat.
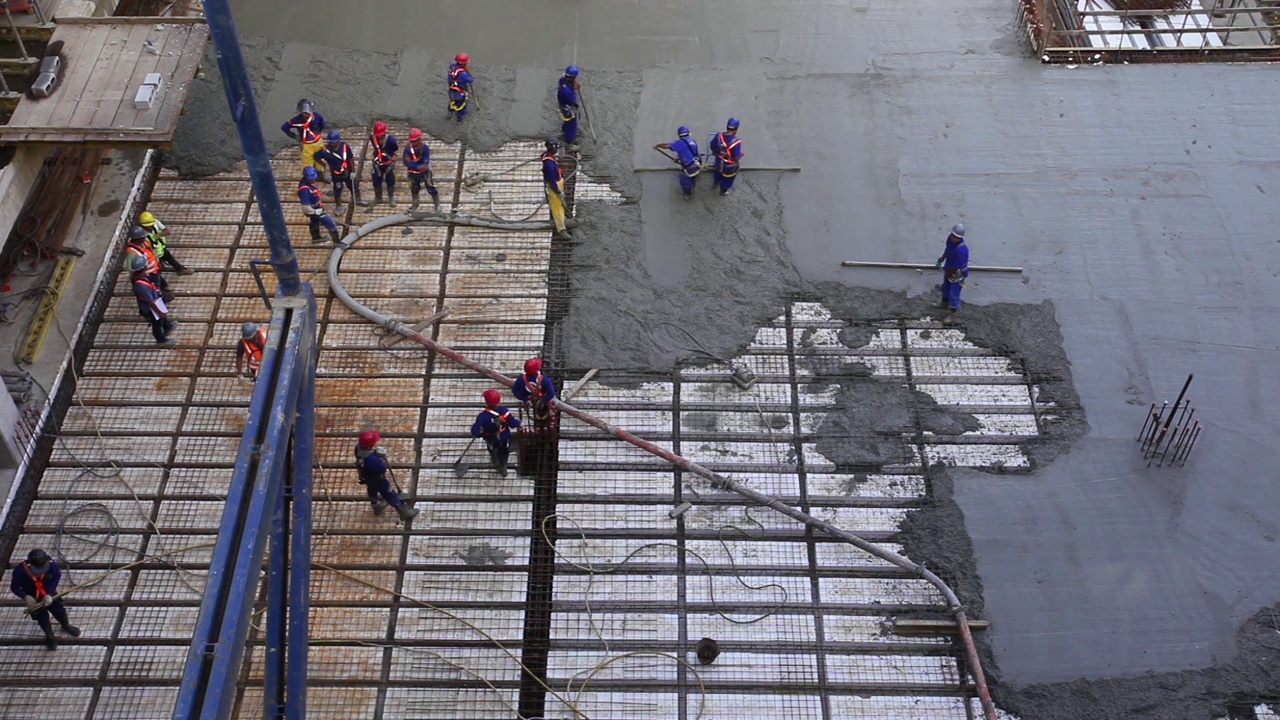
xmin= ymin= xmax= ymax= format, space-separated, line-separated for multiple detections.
xmin=358 ymin=430 xmax=381 ymax=448
xmin=408 ymin=127 xmax=423 ymax=142
xmin=454 ymin=52 xmax=469 ymax=65
xmin=373 ymin=120 xmax=387 ymax=135
xmin=482 ymin=389 xmax=501 ymax=407
xmin=524 ymin=357 xmax=543 ymax=375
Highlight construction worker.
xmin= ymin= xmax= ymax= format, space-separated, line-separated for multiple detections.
xmin=368 ymin=121 xmax=399 ymax=207
xmin=125 ymin=225 xmax=168 ymax=292
xmin=542 ymin=138 xmax=570 ymax=239
xmin=654 ymin=126 xmax=701 ymax=201
xmin=130 ymin=255 xmax=176 ymax=346
xmin=402 ymin=128 xmax=442 ymax=212
xmin=9 ymin=549 xmax=80 ymax=651
xmin=298 ymin=166 xmax=341 ymax=244
xmin=447 ymin=53 xmax=474 ymax=122
xmin=236 ymin=322 xmax=268 ymax=381
xmin=471 ymin=389 xmax=521 ymax=477
xmin=935 ymin=223 xmax=970 ymax=318
xmin=139 ymin=211 xmax=192 ymax=275
xmin=512 ymin=357 xmax=557 ymax=427
xmin=281 ymin=98 xmax=327 ymax=172
xmin=355 ymin=430 xmax=420 ymax=520
xmin=314 ymin=130 xmax=361 ymax=208
xmin=709 ymin=118 xmax=744 ymax=196
xmin=557 ymin=65 xmax=581 ymax=150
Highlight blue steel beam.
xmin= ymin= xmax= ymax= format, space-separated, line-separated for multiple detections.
xmin=202 ymin=0 xmax=302 ymax=296
xmin=173 ymin=296 xmax=317 ymax=720
xmin=285 ymin=337 xmax=316 ymax=720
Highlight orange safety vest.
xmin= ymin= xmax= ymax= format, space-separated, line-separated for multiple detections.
xmin=328 ymin=143 xmax=351 ymax=174
xmin=127 ymin=239 xmax=161 ymax=276
xmin=298 ymin=180 xmax=325 ymax=209
xmin=371 ymin=133 xmax=394 ymax=166
xmin=24 ymin=562 xmax=48 ymax=599
xmin=541 ymin=152 xmax=562 ymax=182
xmin=240 ymin=328 xmax=267 ymax=375
xmin=483 ymin=408 xmax=511 ymax=435
xmin=715 ymin=132 xmax=742 ymax=165
xmin=291 ymin=113 xmax=322 ymax=144
xmin=525 ymin=372 xmax=546 ymax=401
xmin=405 ymin=143 xmax=428 ymax=174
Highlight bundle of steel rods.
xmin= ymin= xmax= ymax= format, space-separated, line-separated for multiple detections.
xmin=1138 ymin=373 xmax=1202 ymax=467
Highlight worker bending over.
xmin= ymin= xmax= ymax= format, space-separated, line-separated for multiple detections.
xmin=236 ymin=322 xmax=268 ymax=381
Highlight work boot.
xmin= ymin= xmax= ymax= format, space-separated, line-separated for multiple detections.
xmin=355 ymin=188 xmax=367 ymax=207
xmin=370 ymin=498 xmax=387 ymax=516
xmin=719 ymin=187 xmax=731 ymax=196
xmin=177 ymin=267 xmax=194 ymax=276
xmin=566 ymin=142 xmax=580 ymax=153
xmin=395 ymin=504 xmax=420 ymax=521
xmin=432 ymin=194 xmax=441 ymax=213
xmin=59 ymin=622 xmax=81 ymax=637
xmin=409 ymin=189 xmax=420 ymax=211
xmin=42 ymin=627 xmax=56 ymax=651
xmin=496 ymin=462 xmax=508 ymax=478
xmin=373 ymin=186 xmax=383 ymax=206
xmin=329 ymin=227 xmax=342 ymax=244
xmin=387 ymin=189 xmax=398 ymax=207
xmin=682 ymin=188 xmax=694 ymax=201
xmin=309 ymin=226 xmax=322 ymax=243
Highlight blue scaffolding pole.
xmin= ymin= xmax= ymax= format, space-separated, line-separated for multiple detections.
xmin=173 ymin=1 xmax=316 ymax=719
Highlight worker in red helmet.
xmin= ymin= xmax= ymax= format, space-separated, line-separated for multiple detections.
xmin=402 ymin=128 xmax=441 ymax=212
xmin=470 ymin=389 xmax=521 ymax=476
xmin=447 ymin=52 xmax=474 ymax=122
xmin=355 ymin=430 xmax=419 ymax=520
xmin=367 ymin=121 xmax=399 ymax=207
xmin=512 ymin=357 xmax=557 ymax=427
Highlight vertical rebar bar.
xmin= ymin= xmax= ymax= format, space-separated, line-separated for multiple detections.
xmin=31 ymin=0 xmax=44 ymax=25
xmin=1178 ymin=423 xmax=1201 ymax=465
xmin=2 ymin=3 xmax=33 ymax=61
xmin=1143 ymin=401 xmax=1168 ymax=453
xmin=1138 ymin=402 xmax=1157 ymax=441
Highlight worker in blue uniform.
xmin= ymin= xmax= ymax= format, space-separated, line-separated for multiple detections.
xmin=447 ymin=52 xmax=474 ymax=122
xmin=472 ymin=389 xmax=521 ymax=476
xmin=131 ymin=254 xmax=177 ymax=346
xmin=557 ymin=65 xmax=581 ymax=150
xmin=653 ymin=126 xmax=701 ymax=200
xmin=281 ymin=98 xmax=327 ymax=172
xmin=709 ymin=117 xmax=744 ymax=196
xmin=355 ymin=430 xmax=420 ymax=521
xmin=298 ymin=166 xmax=341 ymax=244
xmin=512 ymin=357 xmax=557 ymax=427
xmin=10 ymin=549 xmax=81 ymax=650
xmin=314 ymin=130 xmax=362 ymax=208
xmin=368 ymin=121 xmax=399 ymax=207
xmin=402 ymin=128 xmax=441 ymax=212
xmin=935 ymin=223 xmax=970 ymax=317
xmin=542 ymin=139 xmax=569 ymax=239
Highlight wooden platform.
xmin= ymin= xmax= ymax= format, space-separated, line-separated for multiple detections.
xmin=0 ymin=16 xmax=208 ymax=147
xmin=0 ymin=0 xmax=58 ymax=42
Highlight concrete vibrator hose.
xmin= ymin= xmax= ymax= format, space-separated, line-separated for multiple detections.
xmin=327 ymin=213 xmax=999 ymax=720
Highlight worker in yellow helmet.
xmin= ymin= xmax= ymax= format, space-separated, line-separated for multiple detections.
xmin=138 ymin=211 xmax=193 ymax=276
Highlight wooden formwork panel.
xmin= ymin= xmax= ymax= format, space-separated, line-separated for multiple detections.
xmin=75 ymin=376 xmax=192 ymax=404
xmin=196 ymin=348 xmax=249 ymax=376
xmin=173 ymin=435 xmax=243 ymax=466
xmin=143 ymin=536 xmax=218 ymax=565
xmin=230 ymin=245 xmax=331 ymax=269
xmin=426 ymin=377 xmax=512 ymax=405
xmin=235 ymin=224 xmax=322 ymax=250
xmin=7 ymin=533 xmax=143 ymax=572
xmin=348 ymin=224 xmax=450 ymax=249
xmin=313 ymin=405 xmax=419 ymax=435
xmin=447 ymin=246 xmax=551 ymax=272
xmin=451 ymin=227 xmax=550 ymax=250
xmin=48 ymin=434 xmax=173 ymax=467
xmin=95 ymin=687 xmax=179 ymax=720
xmin=24 ymin=499 xmax=152 ymax=532
xmin=190 ymin=377 xmax=254 ymax=404
xmin=164 ymin=467 xmax=237 ymax=497
xmin=321 ymin=322 xmax=400 ymax=349
xmin=316 ymin=349 xmax=427 ymax=377
xmin=298 ymin=648 xmax=385 ymax=684
xmin=337 ymin=247 xmax=443 ymax=273
xmin=222 ymin=271 xmax=332 ymax=297
xmin=61 ymin=405 xmax=184 ymax=435
xmin=311 ymin=499 xmax=412 ymax=530
xmin=250 ymin=200 xmax=332 ymax=226
xmin=399 ymin=571 xmax=529 ymax=605
xmin=180 ymin=406 xmax=251 ymax=434
xmin=162 ymin=246 xmax=234 ymax=272
xmin=314 ymin=435 xmax=414 ymax=467
xmin=154 ymin=500 xmax=230 ymax=531
xmin=107 ymin=645 xmax=189 ymax=681
xmin=156 ymin=222 xmax=243 ymax=248
xmin=311 ymin=569 xmax=397 ymax=602
xmin=315 ymin=377 xmax=424 ymax=405
xmin=81 ymin=346 xmax=203 ymax=376
xmin=445 ymin=271 xmax=547 ymax=295
xmin=115 ymin=272 xmax=226 ymax=297
xmin=151 ymin=179 xmax=252 ymax=203
xmin=104 ymin=295 xmax=217 ymax=322
xmin=36 ymin=466 xmax=166 ymax=498
xmin=430 ymin=348 xmax=541 ymax=373
xmin=336 ymin=271 xmax=441 ymax=297
xmin=308 ymin=606 xmax=392 ymax=641
xmin=144 ymin=201 xmax=247 ymax=224
xmin=132 ymin=569 xmax=208 ymax=602
xmin=324 ymin=295 xmax=440 ymax=323
xmin=91 ymin=321 xmax=211 ymax=350
xmin=446 ymin=297 xmax=546 ymax=322
xmin=212 ymin=295 xmax=275 ymax=321
xmin=0 ymin=606 xmax=118 ymax=642
xmin=455 ymin=189 xmax=545 ymax=218
xmin=312 ymin=534 xmax=403 ymax=566
xmin=238 ymin=686 xmax=379 ymax=719
xmin=0 ymin=688 xmax=94 ymax=718
xmin=436 ymin=322 xmax=546 ymax=348
xmin=0 ymin=646 xmax=105 ymax=680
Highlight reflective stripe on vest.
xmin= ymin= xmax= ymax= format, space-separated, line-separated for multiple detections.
xmin=406 ymin=144 xmax=427 ymax=174
xmin=329 ymin=144 xmax=351 ymax=174
xmin=241 ymin=328 xmax=267 ymax=374
xmin=24 ymin=562 xmax=48 ymax=599
xmin=146 ymin=230 xmax=167 ymax=257
xmin=484 ymin=408 xmax=510 ymax=435
xmin=526 ymin=372 xmax=545 ymax=401
xmin=127 ymin=240 xmax=160 ymax=276
xmin=299 ymin=180 xmax=324 ymax=209
xmin=292 ymin=114 xmax=321 ymax=144
xmin=372 ymin=133 xmax=394 ymax=165
xmin=716 ymin=132 xmax=741 ymax=164
xmin=542 ymin=152 xmax=562 ymax=182
xmin=449 ymin=65 xmax=467 ymax=94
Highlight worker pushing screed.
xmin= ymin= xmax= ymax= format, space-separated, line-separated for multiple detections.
xmin=709 ymin=117 xmax=744 ymax=196
xmin=653 ymin=126 xmax=702 ymax=201
xmin=281 ymin=98 xmax=327 ymax=173
xmin=557 ymin=65 xmax=582 ymax=151
xmin=935 ymin=223 xmax=970 ymax=319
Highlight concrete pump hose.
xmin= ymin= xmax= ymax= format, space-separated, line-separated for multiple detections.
xmin=327 ymin=214 xmax=998 ymax=720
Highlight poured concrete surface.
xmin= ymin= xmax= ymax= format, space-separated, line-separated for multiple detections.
xmin=172 ymin=0 xmax=1280 ymax=717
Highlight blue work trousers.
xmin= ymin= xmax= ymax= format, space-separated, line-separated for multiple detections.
xmin=309 ymin=212 xmax=337 ymax=234
xmin=714 ymin=163 xmax=738 ymax=192
xmin=484 ymin=436 xmax=511 ymax=467
xmin=561 ymin=107 xmax=579 ymax=143
xmin=942 ymin=275 xmax=965 ymax=309
xmin=364 ymin=477 xmax=405 ymax=508
xmin=371 ymin=163 xmax=396 ymax=189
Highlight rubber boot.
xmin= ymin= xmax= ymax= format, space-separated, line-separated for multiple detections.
xmin=395 ymin=504 xmax=420 ymax=521
xmin=409 ymin=188 xmax=420 ymax=211
xmin=682 ymin=188 xmax=694 ymax=202
xmin=388 ymin=188 xmax=398 ymax=207
xmin=373 ymin=186 xmax=383 ymax=206
xmin=309 ymin=225 xmax=322 ymax=243
xmin=355 ymin=186 xmax=366 ymax=207
xmin=59 ymin=621 xmax=81 ymax=638
xmin=371 ymin=498 xmax=387 ymax=516
xmin=432 ymin=193 xmax=441 ymax=213
xmin=329 ymin=227 xmax=342 ymax=244
xmin=42 ymin=626 xmax=56 ymax=651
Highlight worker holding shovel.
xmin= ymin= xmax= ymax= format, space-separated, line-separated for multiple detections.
xmin=653 ymin=126 xmax=702 ymax=201
xmin=512 ymin=357 xmax=557 ymax=427
xmin=355 ymin=430 xmax=419 ymax=521
xmin=471 ymin=389 xmax=521 ymax=477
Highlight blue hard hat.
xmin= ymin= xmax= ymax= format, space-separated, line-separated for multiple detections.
xmin=565 ymin=65 xmax=579 ymax=77
xmin=677 ymin=126 xmax=690 ymax=137
xmin=726 ymin=117 xmax=740 ymax=130
xmin=327 ymin=129 xmax=341 ymax=143
xmin=302 ymin=166 xmax=318 ymax=180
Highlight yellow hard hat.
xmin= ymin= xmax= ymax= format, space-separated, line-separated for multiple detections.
xmin=139 ymin=211 xmax=156 ymax=226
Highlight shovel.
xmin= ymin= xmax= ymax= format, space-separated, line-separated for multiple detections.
xmin=453 ymin=437 xmax=479 ymax=477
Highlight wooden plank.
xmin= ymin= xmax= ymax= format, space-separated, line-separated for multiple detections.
xmin=48 ymin=25 xmax=125 ymax=129
xmin=19 ymin=25 xmax=111 ymax=129
xmin=892 ymin=618 xmax=990 ymax=636
xmin=83 ymin=23 xmax=153 ymax=132
xmin=107 ymin=23 xmax=185 ymax=129
xmin=55 ymin=15 xmax=207 ymax=25
xmin=148 ymin=25 xmax=208 ymax=139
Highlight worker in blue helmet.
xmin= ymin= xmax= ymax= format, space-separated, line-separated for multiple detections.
xmin=558 ymin=65 xmax=581 ymax=149
xmin=298 ymin=166 xmax=340 ymax=244
xmin=653 ymin=126 xmax=701 ymax=200
xmin=709 ymin=117 xmax=744 ymax=196
xmin=314 ymin=129 xmax=362 ymax=208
